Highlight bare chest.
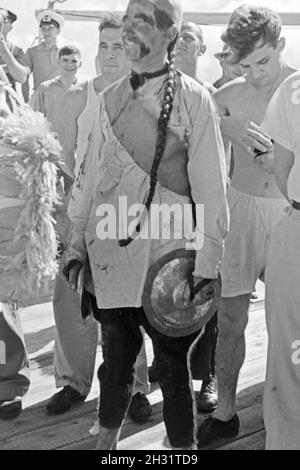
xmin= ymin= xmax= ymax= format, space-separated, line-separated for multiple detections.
xmin=228 ymin=93 xmax=270 ymax=125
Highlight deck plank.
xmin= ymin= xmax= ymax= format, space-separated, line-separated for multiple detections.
xmin=0 ymin=283 xmax=267 ymax=450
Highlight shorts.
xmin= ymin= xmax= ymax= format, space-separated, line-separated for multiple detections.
xmin=220 ymin=186 xmax=287 ymax=298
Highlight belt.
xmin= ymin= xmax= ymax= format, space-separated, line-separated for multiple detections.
xmin=292 ymin=200 xmax=300 ymax=211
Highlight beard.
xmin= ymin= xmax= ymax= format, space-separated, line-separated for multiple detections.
xmin=123 ymin=30 xmax=151 ymax=60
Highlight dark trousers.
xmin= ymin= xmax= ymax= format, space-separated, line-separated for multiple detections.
xmin=191 ymin=312 xmax=218 ymax=380
xmin=91 ymin=295 xmax=202 ymax=448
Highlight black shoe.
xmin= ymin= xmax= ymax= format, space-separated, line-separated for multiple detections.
xmin=148 ymin=360 xmax=158 ymax=383
xmin=0 ymin=398 xmax=22 ymax=420
xmin=197 ymin=376 xmax=218 ymax=413
xmin=197 ymin=414 xmax=240 ymax=448
xmin=46 ymin=386 xmax=87 ymax=416
xmin=128 ymin=392 xmax=152 ymax=424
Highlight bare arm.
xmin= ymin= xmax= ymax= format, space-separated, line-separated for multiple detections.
xmin=0 ymin=39 xmax=27 ymax=84
xmin=0 ymin=65 xmax=9 ymax=84
xmin=22 ymin=80 xmax=30 ymax=103
xmin=273 ymin=142 xmax=295 ymax=202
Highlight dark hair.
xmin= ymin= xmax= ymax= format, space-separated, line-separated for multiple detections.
xmin=59 ymin=45 xmax=81 ymax=59
xmin=222 ymin=5 xmax=282 ymax=62
xmin=119 ymin=35 xmax=178 ymax=247
xmin=153 ymin=7 xmax=174 ymax=30
xmin=98 ymin=14 xmax=123 ymax=33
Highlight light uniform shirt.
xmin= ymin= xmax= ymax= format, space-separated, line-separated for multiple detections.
xmin=263 ymin=71 xmax=300 ymax=202
xmin=30 ymin=76 xmax=67 ymax=133
xmin=20 ymin=44 xmax=60 ymax=91
xmin=68 ymin=72 xmax=229 ymax=309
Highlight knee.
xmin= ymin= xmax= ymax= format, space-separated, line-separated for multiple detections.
xmin=218 ymin=297 xmax=249 ymax=338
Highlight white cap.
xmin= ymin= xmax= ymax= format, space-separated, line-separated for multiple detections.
xmin=37 ymin=10 xmax=64 ymax=29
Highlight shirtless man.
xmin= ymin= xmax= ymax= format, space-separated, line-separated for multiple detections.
xmin=46 ymin=16 xmax=152 ymax=425
xmin=197 ymin=5 xmax=297 ymax=447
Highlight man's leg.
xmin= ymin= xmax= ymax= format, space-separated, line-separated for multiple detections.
xmin=140 ymin=308 xmax=201 ymax=449
xmin=197 ymin=293 xmax=250 ymax=447
xmin=46 ymin=265 xmax=99 ymax=415
xmin=92 ymin=304 xmax=144 ymax=450
xmin=128 ymin=328 xmax=152 ymax=423
xmin=192 ymin=312 xmax=218 ymax=412
xmin=0 ymin=303 xmax=30 ymax=419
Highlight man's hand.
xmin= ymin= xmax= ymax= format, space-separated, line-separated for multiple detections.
xmin=221 ymin=116 xmax=273 ymax=157
xmin=192 ymin=276 xmax=218 ymax=304
xmin=63 ymin=260 xmax=83 ymax=291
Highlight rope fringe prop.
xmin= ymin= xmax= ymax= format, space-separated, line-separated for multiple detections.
xmin=0 ymin=106 xmax=62 ymax=305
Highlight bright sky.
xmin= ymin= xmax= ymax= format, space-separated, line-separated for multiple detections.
xmin=2 ymin=0 xmax=300 ymax=82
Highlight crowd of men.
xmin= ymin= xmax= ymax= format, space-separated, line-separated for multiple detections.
xmin=0 ymin=0 xmax=300 ymax=451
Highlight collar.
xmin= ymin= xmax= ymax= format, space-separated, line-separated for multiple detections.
xmin=130 ymin=64 xmax=169 ymax=91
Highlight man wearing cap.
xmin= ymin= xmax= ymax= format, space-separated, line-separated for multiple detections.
xmin=64 ymin=0 xmax=228 ymax=450
xmin=0 ymin=8 xmax=27 ymax=88
xmin=197 ymin=5 xmax=297 ymax=448
xmin=46 ymin=16 xmax=152 ymax=425
xmin=20 ymin=10 xmax=64 ymax=102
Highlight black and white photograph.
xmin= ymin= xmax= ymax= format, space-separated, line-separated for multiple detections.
xmin=0 ymin=0 xmax=300 ymax=453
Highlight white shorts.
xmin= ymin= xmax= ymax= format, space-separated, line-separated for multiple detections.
xmin=220 ymin=186 xmax=287 ymax=298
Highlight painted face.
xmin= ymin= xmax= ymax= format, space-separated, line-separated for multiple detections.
xmin=122 ymin=0 xmax=169 ymax=65
xmin=238 ymin=40 xmax=283 ymax=87
xmin=176 ymin=23 xmax=203 ymax=61
xmin=58 ymin=53 xmax=81 ymax=76
xmin=40 ymin=24 xmax=60 ymax=42
xmin=98 ymin=27 xmax=130 ymax=80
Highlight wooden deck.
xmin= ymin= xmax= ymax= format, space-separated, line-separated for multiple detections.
xmin=0 ymin=283 xmax=267 ymax=451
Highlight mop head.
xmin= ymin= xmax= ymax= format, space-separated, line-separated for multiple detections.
xmin=0 ymin=105 xmax=62 ymax=305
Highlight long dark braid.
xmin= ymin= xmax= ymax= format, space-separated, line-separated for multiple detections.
xmin=118 ymin=36 xmax=178 ymax=247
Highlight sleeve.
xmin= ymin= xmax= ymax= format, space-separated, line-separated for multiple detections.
xmin=66 ymin=100 xmax=105 ymax=265
xmin=29 ymin=86 xmax=45 ymax=115
xmin=56 ymin=90 xmax=81 ymax=178
xmin=187 ymin=88 xmax=229 ymax=279
xmin=262 ymin=81 xmax=294 ymax=153
xmin=19 ymin=48 xmax=33 ymax=73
